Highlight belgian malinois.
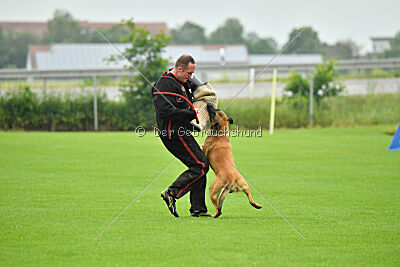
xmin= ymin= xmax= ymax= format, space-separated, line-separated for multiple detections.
xmin=202 ymin=104 xmax=262 ymax=218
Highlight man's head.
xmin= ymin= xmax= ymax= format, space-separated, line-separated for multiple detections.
xmin=172 ymin=54 xmax=196 ymax=83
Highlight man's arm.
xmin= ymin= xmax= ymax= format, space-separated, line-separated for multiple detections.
xmin=153 ymin=94 xmax=196 ymax=122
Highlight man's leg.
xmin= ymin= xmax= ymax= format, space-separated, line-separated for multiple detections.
xmin=189 ymin=173 xmax=207 ymax=213
xmin=160 ymin=135 xmax=209 ymax=213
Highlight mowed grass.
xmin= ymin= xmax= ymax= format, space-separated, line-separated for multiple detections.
xmin=0 ymin=125 xmax=399 ymax=266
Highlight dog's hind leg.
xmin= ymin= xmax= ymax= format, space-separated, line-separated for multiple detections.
xmin=209 ymin=179 xmax=228 ymax=218
xmin=214 ymin=184 xmax=230 ymax=218
xmin=209 ymin=180 xmax=221 ymax=218
xmin=237 ymin=179 xmax=262 ymax=209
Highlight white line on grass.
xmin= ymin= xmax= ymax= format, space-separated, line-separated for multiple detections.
xmin=94 ymin=158 xmax=176 ymax=239
xmin=94 ymin=26 xmax=307 ymax=240
xmin=224 ymin=158 xmax=306 ymax=239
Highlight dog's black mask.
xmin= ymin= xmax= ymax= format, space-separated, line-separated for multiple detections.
xmin=212 ymin=122 xmax=221 ymax=131
xmin=207 ymin=103 xmax=234 ymax=126
xmin=207 ymin=103 xmax=219 ymax=122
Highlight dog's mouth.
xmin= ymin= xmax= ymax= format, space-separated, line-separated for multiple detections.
xmin=207 ymin=104 xmax=234 ymax=132
xmin=207 ymin=103 xmax=221 ymax=122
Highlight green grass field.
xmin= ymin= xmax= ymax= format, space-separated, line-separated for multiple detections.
xmin=1 ymin=125 xmax=399 ymax=265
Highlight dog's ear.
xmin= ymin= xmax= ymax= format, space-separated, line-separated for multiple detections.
xmin=228 ymin=116 xmax=234 ymax=124
xmin=212 ymin=122 xmax=221 ymax=131
xmin=207 ymin=103 xmax=216 ymax=121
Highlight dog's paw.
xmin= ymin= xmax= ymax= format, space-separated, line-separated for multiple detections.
xmin=211 ymin=212 xmax=222 ymax=218
xmin=251 ymin=202 xmax=263 ymax=209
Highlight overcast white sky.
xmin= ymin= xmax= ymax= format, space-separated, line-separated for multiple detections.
xmin=1 ymin=0 xmax=399 ymax=53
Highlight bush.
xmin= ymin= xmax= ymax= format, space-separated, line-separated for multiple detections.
xmin=0 ymin=88 xmax=108 ymax=131
xmin=220 ymin=93 xmax=400 ymax=129
xmin=1 ymin=88 xmax=399 ymax=131
xmin=283 ymin=72 xmax=310 ymax=97
xmin=284 ymin=58 xmax=344 ymax=103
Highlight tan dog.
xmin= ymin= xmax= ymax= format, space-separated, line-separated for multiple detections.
xmin=202 ymin=104 xmax=262 ymax=218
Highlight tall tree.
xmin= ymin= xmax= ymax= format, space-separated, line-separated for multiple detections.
xmin=208 ymin=18 xmax=245 ymax=44
xmin=118 ymin=19 xmax=170 ymax=129
xmin=284 ymin=26 xmax=324 ymax=54
xmin=324 ymin=40 xmax=359 ymax=59
xmin=0 ymin=28 xmax=9 ymax=68
xmin=42 ymin=9 xmax=84 ymax=43
xmin=90 ymin=24 xmax=130 ymax=43
xmin=171 ymin=22 xmax=206 ymax=44
xmin=7 ymin=31 xmax=39 ymax=68
xmin=245 ymin=32 xmax=276 ymax=54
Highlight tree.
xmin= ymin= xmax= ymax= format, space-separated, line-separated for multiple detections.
xmin=7 ymin=31 xmax=39 ymax=68
xmin=284 ymin=58 xmax=344 ymax=102
xmin=0 ymin=28 xmax=9 ymax=68
xmin=380 ymin=31 xmax=400 ymax=58
xmin=42 ymin=9 xmax=84 ymax=43
xmin=324 ymin=40 xmax=359 ymax=59
xmin=245 ymin=32 xmax=276 ymax=54
xmin=171 ymin=22 xmax=206 ymax=44
xmin=284 ymin=26 xmax=324 ymax=54
xmin=208 ymin=18 xmax=245 ymax=44
xmin=117 ymin=19 xmax=170 ymax=129
xmin=312 ymin=58 xmax=345 ymax=100
xmin=90 ymin=24 xmax=130 ymax=43
xmin=284 ymin=71 xmax=310 ymax=96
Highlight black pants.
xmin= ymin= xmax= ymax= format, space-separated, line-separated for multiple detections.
xmin=161 ymin=135 xmax=209 ymax=213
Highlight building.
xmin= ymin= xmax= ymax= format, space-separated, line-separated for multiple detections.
xmin=0 ymin=21 xmax=169 ymax=37
xmin=371 ymin=37 xmax=393 ymax=54
xmin=27 ymin=44 xmax=248 ymax=69
xmin=26 ymin=43 xmax=323 ymax=80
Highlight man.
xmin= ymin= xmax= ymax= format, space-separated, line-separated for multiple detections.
xmin=152 ymin=55 xmax=211 ymax=217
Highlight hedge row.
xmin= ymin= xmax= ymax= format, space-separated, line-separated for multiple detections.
xmin=0 ymin=88 xmax=399 ymax=131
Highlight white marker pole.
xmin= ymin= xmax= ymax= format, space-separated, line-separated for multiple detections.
xmin=93 ymin=75 xmax=98 ymax=132
xmin=249 ymin=67 xmax=255 ymax=98
xmin=309 ymin=73 xmax=314 ymax=127
xmin=269 ymin=69 xmax=277 ymax=135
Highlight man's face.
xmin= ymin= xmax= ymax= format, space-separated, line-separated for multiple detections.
xmin=176 ymin=62 xmax=195 ymax=83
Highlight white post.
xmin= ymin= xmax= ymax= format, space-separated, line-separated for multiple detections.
xmin=249 ymin=67 xmax=255 ymax=98
xmin=219 ymin=47 xmax=226 ymax=66
xmin=93 ymin=75 xmax=98 ymax=132
xmin=269 ymin=69 xmax=277 ymax=135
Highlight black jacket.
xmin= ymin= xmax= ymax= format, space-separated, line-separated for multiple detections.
xmin=152 ymin=69 xmax=197 ymax=139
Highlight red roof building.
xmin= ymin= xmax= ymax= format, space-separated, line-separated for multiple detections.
xmin=0 ymin=21 xmax=169 ymax=36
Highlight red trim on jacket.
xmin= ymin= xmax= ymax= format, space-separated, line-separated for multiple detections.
xmin=160 ymin=70 xmax=188 ymax=98
xmin=168 ymin=120 xmax=172 ymax=139
xmin=153 ymin=92 xmax=199 ymax=123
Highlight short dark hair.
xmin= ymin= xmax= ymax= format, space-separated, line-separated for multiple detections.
xmin=175 ymin=54 xmax=195 ymax=71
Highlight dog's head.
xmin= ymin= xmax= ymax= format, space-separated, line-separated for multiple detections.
xmin=207 ymin=103 xmax=234 ymax=132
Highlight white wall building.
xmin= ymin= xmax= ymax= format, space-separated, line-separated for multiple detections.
xmin=26 ymin=43 xmax=322 ymax=81
xmin=371 ymin=37 xmax=393 ymax=54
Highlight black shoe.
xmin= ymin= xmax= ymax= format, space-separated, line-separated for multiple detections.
xmin=161 ymin=190 xmax=179 ymax=217
xmin=190 ymin=211 xmax=212 ymax=217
